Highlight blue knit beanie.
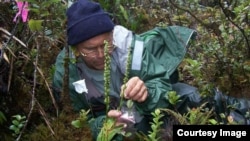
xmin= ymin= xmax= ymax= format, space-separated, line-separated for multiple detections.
xmin=66 ymin=0 xmax=115 ymax=45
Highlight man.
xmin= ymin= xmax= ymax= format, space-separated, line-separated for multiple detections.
xmin=53 ymin=0 xmax=250 ymax=140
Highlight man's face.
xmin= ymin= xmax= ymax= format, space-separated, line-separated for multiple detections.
xmin=76 ymin=32 xmax=113 ymax=70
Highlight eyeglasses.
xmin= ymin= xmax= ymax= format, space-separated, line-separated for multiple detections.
xmin=80 ymin=42 xmax=115 ymax=58
xmin=79 ymin=34 xmax=115 ymax=58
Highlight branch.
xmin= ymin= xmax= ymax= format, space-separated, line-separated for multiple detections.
xmin=218 ymin=2 xmax=250 ymax=57
xmin=15 ymin=35 xmax=39 ymax=141
xmin=19 ymin=52 xmax=59 ymax=114
xmin=16 ymin=40 xmax=58 ymax=141
xmin=168 ymin=0 xmax=223 ymax=44
xmin=168 ymin=0 xmax=207 ymax=27
xmin=0 ymin=27 xmax=27 ymax=48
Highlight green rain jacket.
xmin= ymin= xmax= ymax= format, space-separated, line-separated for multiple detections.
xmin=52 ymin=25 xmax=196 ymax=139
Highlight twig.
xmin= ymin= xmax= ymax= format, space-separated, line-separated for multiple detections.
xmin=35 ymin=96 xmax=55 ymax=135
xmin=168 ymin=0 xmax=224 ymax=45
xmin=19 ymin=52 xmax=59 ymax=115
xmin=16 ymin=52 xmax=57 ymax=138
xmin=168 ymin=0 xmax=206 ymax=27
xmin=218 ymin=2 xmax=250 ymax=57
xmin=7 ymin=54 xmax=13 ymax=93
xmin=35 ymin=63 xmax=59 ymax=115
xmin=15 ymin=35 xmax=39 ymax=141
xmin=0 ymin=27 xmax=27 ymax=48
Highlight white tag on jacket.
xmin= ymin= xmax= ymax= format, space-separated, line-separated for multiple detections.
xmin=72 ymin=79 xmax=88 ymax=94
xmin=131 ymin=40 xmax=143 ymax=70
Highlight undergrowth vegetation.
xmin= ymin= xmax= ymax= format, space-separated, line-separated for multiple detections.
xmin=0 ymin=0 xmax=249 ymax=140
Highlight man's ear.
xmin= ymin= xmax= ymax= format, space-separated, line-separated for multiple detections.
xmin=71 ymin=46 xmax=80 ymax=57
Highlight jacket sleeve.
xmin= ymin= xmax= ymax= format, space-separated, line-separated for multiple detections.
xmin=129 ymin=26 xmax=196 ymax=115
xmin=130 ymin=46 xmax=172 ymax=115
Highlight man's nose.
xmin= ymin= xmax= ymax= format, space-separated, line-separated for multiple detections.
xmin=96 ymin=46 xmax=104 ymax=57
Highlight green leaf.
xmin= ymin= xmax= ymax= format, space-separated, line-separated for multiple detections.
xmin=151 ymin=124 xmax=157 ymax=130
xmin=155 ymin=109 xmax=161 ymax=115
xmin=18 ymin=123 xmax=24 ymax=128
xmin=9 ymin=125 xmax=18 ymax=131
xmin=14 ymin=128 xmax=20 ymax=134
xmin=126 ymin=100 xmax=134 ymax=109
xmin=13 ymin=115 xmax=22 ymax=121
xmin=119 ymin=5 xmax=128 ymax=22
xmin=28 ymin=19 xmax=43 ymax=31
xmin=71 ymin=120 xmax=82 ymax=128
xmin=0 ymin=111 xmax=6 ymax=124
xmin=148 ymin=132 xmax=156 ymax=139
xmin=12 ymin=120 xmax=19 ymax=126
xmin=28 ymin=8 xmax=40 ymax=14
xmin=21 ymin=116 xmax=26 ymax=120
xmin=209 ymin=119 xmax=218 ymax=125
xmin=153 ymin=118 xmax=158 ymax=123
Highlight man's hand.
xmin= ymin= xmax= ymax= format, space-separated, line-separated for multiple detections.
xmin=107 ymin=110 xmax=127 ymax=127
xmin=121 ymin=76 xmax=148 ymax=102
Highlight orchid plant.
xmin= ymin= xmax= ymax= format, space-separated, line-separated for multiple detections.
xmin=97 ymin=40 xmax=133 ymax=141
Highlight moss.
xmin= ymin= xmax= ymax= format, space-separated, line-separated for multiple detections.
xmin=25 ymin=112 xmax=93 ymax=141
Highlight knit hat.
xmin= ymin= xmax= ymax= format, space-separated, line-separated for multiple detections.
xmin=66 ymin=0 xmax=115 ymax=45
